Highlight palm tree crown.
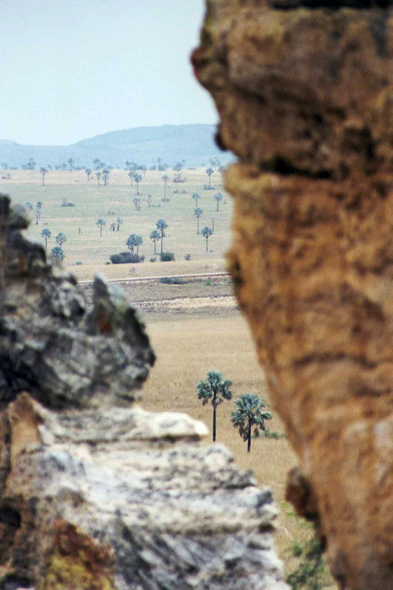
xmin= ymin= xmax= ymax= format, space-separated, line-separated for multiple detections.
xmin=197 ymin=371 xmax=233 ymax=442
xmin=231 ymin=393 xmax=272 ymax=452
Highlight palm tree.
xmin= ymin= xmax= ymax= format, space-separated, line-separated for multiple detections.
xmin=96 ymin=171 xmax=101 ymax=187
xmin=68 ymin=158 xmax=74 ymax=172
xmin=134 ymin=173 xmax=142 ymax=195
xmin=197 ymin=371 xmax=233 ymax=442
xmin=85 ymin=168 xmax=92 ymax=182
xmin=150 ymin=229 xmax=160 ymax=254
xmin=93 ymin=158 xmax=100 ymax=170
xmin=50 ymin=246 xmax=64 ymax=261
xmin=116 ymin=216 xmax=123 ymax=232
xmin=194 ymin=207 xmax=203 ymax=234
xmin=201 ymin=226 xmax=213 ymax=252
xmin=56 ymin=232 xmax=67 ymax=249
xmin=162 ymin=175 xmax=169 ymax=201
xmin=96 ymin=218 xmax=106 ymax=237
xmin=231 ymin=394 xmax=272 ymax=453
xmin=102 ymin=169 xmax=110 ymax=186
xmin=41 ymin=228 xmax=51 ymax=251
xmin=214 ymin=192 xmax=223 ymax=211
xmin=128 ymin=171 xmax=135 ymax=186
xmin=126 ymin=233 xmax=142 ymax=254
xmin=133 ymin=197 xmax=141 ymax=211
xmin=147 ymin=194 xmax=152 ymax=207
xmin=135 ymin=235 xmax=143 ymax=254
xmin=206 ymin=167 xmax=214 ymax=188
xmin=35 ymin=201 xmax=43 ymax=225
xmin=156 ymin=218 xmax=168 ymax=254
xmin=192 ymin=192 xmax=200 ymax=208
xmin=40 ymin=167 xmax=47 ymax=186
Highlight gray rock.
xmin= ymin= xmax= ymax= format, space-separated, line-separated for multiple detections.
xmin=0 ymin=194 xmax=155 ymax=409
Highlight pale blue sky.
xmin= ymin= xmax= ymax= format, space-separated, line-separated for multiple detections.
xmin=1 ymin=0 xmax=217 ymax=145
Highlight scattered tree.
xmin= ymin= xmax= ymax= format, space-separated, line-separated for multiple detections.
xmin=133 ymin=197 xmax=141 ymax=211
xmin=147 ymin=194 xmax=152 ymax=207
xmin=68 ymin=158 xmax=74 ymax=172
xmin=96 ymin=171 xmax=101 ymax=187
xmin=96 ymin=218 xmax=106 ymax=237
xmin=194 ymin=207 xmax=203 ymax=234
xmin=197 ymin=371 xmax=233 ymax=442
xmin=126 ymin=234 xmax=143 ymax=254
xmin=206 ymin=167 xmax=214 ymax=188
xmin=128 ymin=171 xmax=134 ymax=186
xmin=192 ymin=192 xmax=200 ymax=208
xmin=56 ymin=232 xmax=67 ymax=249
xmin=93 ymin=158 xmax=100 ymax=170
xmin=102 ymin=168 xmax=110 ymax=186
xmin=116 ymin=216 xmax=123 ymax=231
xmin=201 ymin=226 xmax=213 ymax=252
xmin=135 ymin=235 xmax=143 ymax=254
xmin=150 ymin=229 xmax=160 ymax=254
xmin=214 ymin=192 xmax=223 ymax=211
xmin=35 ymin=201 xmax=43 ymax=225
xmin=50 ymin=246 xmax=64 ymax=261
xmin=41 ymin=228 xmax=51 ymax=251
xmin=85 ymin=168 xmax=92 ymax=182
xmin=156 ymin=218 xmax=168 ymax=254
xmin=134 ymin=173 xmax=142 ymax=195
xmin=40 ymin=167 xmax=47 ymax=186
xmin=162 ymin=175 xmax=169 ymax=201
xmin=231 ymin=394 xmax=272 ymax=453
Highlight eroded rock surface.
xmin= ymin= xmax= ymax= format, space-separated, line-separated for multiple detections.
xmin=0 ymin=194 xmax=288 ymax=589
xmin=193 ymin=2 xmax=393 ymax=589
xmin=0 ymin=393 xmax=287 ymax=590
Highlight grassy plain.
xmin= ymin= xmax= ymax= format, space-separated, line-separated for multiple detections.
xmin=1 ymin=167 xmax=232 ymax=270
xmin=2 ymin=167 xmax=336 ymax=586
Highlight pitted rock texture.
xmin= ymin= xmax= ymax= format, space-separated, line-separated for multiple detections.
xmin=193 ymin=2 xmax=393 ymax=589
xmin=0 ymin=194 xmax=155 ymax=409
xmin=0 ymin=393 xmax=288 ymax=590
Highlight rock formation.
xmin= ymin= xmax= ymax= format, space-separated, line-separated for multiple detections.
xmin=193 ymin=2 xmax=393 ymax=589
xmin=0 ymin=194 xmax=288 ymax=589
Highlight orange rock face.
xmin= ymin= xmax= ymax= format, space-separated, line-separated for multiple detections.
xmin=193 ymin=2 xmax=393 ymax=589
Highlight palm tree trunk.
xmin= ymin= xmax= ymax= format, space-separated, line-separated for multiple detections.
xmin=206 ymin=237 xmax=208 ymax=252
xmin=197 ymin=217 xmax=199 ymax=234
xmin=213 ymin=403 xmax=217 ymax=442
xmin=247 ymin=420 xmax=252 ymax=453
xmin=161 ymin=235 xmax=163 ymax=254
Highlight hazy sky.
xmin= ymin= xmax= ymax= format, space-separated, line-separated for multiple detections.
xmin=1 ymin=0 xmax=217 ymax=146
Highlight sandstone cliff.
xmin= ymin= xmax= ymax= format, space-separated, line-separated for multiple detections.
xmin=193 ymin=2 xmax=393 ymax=589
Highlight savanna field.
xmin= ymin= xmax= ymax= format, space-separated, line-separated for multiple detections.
xmin=1 ymin=166 xmax=336 ymax=587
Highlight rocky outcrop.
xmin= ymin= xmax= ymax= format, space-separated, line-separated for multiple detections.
xmin=0 ymin=195 xmax=288 ymax=589
xmin=0 ymin=195 xmax=154 ymax=409
xmin=0 ymin=393 xmax=287 ymax=590
xmin=193 ymin=2 xmax=393 ymax=589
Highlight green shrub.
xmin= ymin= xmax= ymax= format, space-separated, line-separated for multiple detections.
xmin=160 ymin=252 xmax=175 ymax=262
xmin=150 ymin=257 xmax=157 ymax=263
xmin=159 ymin=277 xmax=185 ymax=285
xmin=110 ymin=252 xmax=142 ymax=264
xmin=185 ymin=254 xmax=191 ymax=261
xmin=287 ymin=536 xmax=332 ymax=590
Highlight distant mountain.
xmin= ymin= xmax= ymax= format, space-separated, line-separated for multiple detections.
xmin=0 ymin=125 xmax=233 ymax=168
